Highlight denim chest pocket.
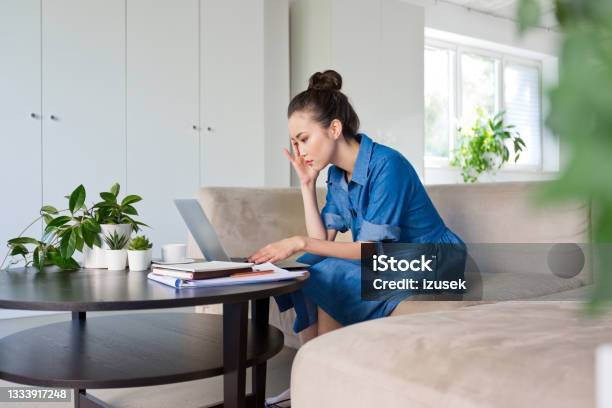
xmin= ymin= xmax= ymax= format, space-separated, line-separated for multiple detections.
xmin=329 ymin=183 xmax=353 ymax=227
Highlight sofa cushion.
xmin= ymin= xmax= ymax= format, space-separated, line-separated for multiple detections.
xmin=291 ymin=301 xmax=612 ymax=408
xmin=425 ymin=182 xmax=590 ymax=244
xmin=473 ymin=272 xmax=585 ymax=301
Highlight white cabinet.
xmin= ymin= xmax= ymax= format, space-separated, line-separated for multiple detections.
xmin=41 ymin=0 xmax=126 ymax=206
xmin=0 ymin=0 xmax=288 ymax=269
xmin=126 ymin=0 xmax=200 ymax=248
xmin=0 ymin=0 xmax=42 ymax=262
xmin=200 ymin=0 xmax=265 ymax=186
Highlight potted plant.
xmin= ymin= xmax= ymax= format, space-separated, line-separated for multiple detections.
xmin=1 ymin=184 xmax=102 ymax=271
xmin=127 ymin=235 xmax=153 ymax=271
xmin=93 ymin=183 xmax=147 ymax=258
xmin=450 ymin=108 xmax=526 ymax=183
xmin=103 ymin=231 xmax=130 ymax=271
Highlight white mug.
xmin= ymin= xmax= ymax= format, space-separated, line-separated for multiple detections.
xmin=161 ymin=244 xmax=187 ymax=262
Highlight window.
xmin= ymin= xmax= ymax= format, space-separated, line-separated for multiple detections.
xmin=425 ymin=40 xmax=543 ymax=169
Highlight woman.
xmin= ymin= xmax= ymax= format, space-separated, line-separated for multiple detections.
xmin=248 ymin=70 xmax=465 ymax=407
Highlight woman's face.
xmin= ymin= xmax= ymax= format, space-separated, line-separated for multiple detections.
xmin=288 ymin=111 xmax=340 ymax=171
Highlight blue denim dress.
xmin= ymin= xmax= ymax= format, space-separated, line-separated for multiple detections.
xmin=274 ymin=134 xmax=466 ymax=333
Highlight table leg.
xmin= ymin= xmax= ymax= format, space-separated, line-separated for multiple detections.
xmin=223 ymin=301 xmax=248 ymax=408
xmin=71 ymin=312 xmax=111 ymax=408
xmin=251 ymin=297 xmax=270 ymax=408
xmin=74 ymin=390 xmax=112 ymax=408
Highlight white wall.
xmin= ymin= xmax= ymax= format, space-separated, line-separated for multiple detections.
xmin=407 ymin=0 xmax=561 ymax=56
xmin=290 ymin=0 xmax=425 ymax=184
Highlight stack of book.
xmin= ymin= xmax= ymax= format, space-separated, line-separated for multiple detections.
xmin=147 ymin=261 xmax=306 ymax=288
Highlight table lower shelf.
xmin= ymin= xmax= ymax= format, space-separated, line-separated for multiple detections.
xmin=0 ymin=312 xmax=284 ymax=389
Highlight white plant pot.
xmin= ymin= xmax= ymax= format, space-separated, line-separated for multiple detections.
xmin=128 ymin=248 xmax=152 ymax=271
xmin=100 ymin=224 xmax=132 ymax=250
xmin=83 ymin=245 xmax=106 ymax=269
xmin=105 ymin=249 xmax=127 ymax=271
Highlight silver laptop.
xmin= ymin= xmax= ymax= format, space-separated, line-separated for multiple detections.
xmin=174 ymin=199 xmax=308 ymax=270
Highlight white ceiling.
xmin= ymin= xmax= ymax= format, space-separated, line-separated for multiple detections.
xmin=440 ymin=0 xmax=558 ymax=28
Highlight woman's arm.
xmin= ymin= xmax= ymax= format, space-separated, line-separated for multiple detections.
xmin=301 ymin=182 xmax=327 ymax=240
xmin=301 ymin=182 xmax=337 ymax=241
xmin=247 ymin=235 xmax=361 ymax=264
xmin=286 ymin=141 xmax=337 ymax=242
xmin=301 ymin=237 xmax=360 ymax=259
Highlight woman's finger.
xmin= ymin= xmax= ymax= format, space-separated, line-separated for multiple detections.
xmin=292 ymin=141 xmax=302 ymax=159
xmin=290 ymin=141 xmax=298 ymax=158
xmin=249 ymin=249 xmax=265 ymax=263
xmin=255 ymin=254 xmax=271 ymax=264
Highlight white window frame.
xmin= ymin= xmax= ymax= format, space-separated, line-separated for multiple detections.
xmin=424 ymin=38 xmax=544 ymax=172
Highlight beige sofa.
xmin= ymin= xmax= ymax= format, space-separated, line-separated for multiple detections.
xmin=188 ymin=182 xmax=610 ymax=406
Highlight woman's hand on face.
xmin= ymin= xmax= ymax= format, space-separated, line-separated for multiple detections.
xmin=284 ymin=142 xmax=319 ymax=187
xmin=247 ymin=236 xmax=306 ymax=265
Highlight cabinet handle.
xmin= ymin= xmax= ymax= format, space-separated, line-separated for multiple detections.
xmin=207 ymin=126 xmax=213 ymax=132
xmin=50 ymin=115 xmax=58 ymax=121
xmin=192 ymin=125 xmax=198 ymax=130
xmin=30 ymin=113 xmax=39 ymax=119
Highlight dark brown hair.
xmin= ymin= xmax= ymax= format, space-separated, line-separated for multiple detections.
xmin=288 ymin=70 xmax=360 ymax=140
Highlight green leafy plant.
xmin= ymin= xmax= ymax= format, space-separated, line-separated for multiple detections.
xmin=450 ymin=108 xmax=526 ymax=183
xmin=2 ymin=182 xmax=149 ymax=271
xmin=93 ymin=183 xmax=148 ymax=232
xmin=1 ymin=184 xmax=102 ymax=271
xmin=128 ymin=236 xmax=152 ymax=251
xmin=517 ymin=0 xmax=612 ymax=312
xmin=103 ymin=231 xmax=130 ymax=250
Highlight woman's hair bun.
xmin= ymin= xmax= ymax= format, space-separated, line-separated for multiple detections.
xmin=308 ymin=70 xmax=342 ymax=92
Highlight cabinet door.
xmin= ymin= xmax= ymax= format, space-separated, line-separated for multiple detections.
xmin=201 ymin=0 xmax=264 ymax=186
xmin=127 ymin=0 xmax=199 ymax=249
xmin=42 ymin=0 xmax=126 ymax=207
xmin=0 ymin=0 xmax=42 ymax=263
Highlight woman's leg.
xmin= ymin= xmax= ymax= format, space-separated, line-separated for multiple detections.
xmin=298 ymin=322 xmax=318 ymax=345
xmin=316 ymin=306 xmax=342 ymax=335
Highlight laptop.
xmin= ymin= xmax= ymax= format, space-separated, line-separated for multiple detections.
xmin=174 ymin=198 xmax=309 ymax=270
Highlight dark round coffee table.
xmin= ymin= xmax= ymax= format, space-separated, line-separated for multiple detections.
xmin=0 ymin=266 xmax=308 ymax=408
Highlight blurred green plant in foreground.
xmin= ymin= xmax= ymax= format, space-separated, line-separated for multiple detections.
xmin=518 ymin=0 xmax=612 ymax=312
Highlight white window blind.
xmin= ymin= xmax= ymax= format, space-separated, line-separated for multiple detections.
xmin=503 ymin=62 xmax=541 ymax=166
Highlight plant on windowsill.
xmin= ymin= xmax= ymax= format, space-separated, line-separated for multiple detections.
xmin=450 ymin=108 xmax=526 ymax=183
xmin=127 ymin=235 xmax=153 ymax=272
xmin=103 ymin=231 xmax=130 ymax=271
xmin=1 ymin=184 xmax=102 ymax=271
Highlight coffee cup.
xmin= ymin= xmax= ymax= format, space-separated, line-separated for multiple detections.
xmin=161 ymin=244 xmax=187 ymax=263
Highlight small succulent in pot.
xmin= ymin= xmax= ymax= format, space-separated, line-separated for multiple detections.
xmin=128 ymin=236 xmax=152 ymax=251
xmin=103 ymin=231 xmax=130 ymax=250
xmin=127 ymin=235 xmax=153 ymax=272
xmin=103 ymin=231 xmax=129 ymax=271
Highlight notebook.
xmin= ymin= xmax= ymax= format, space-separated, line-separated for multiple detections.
xmin=148 ymin=262 xmax=307 ymax=288
xmin=151 ymin=261 xmax=255 ymax=280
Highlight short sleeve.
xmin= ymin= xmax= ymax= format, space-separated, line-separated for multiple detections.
xmin=320 ymin=176 xmax=349 ymax=233
xmin=356 ymin=157 xmax=412 ymax=242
